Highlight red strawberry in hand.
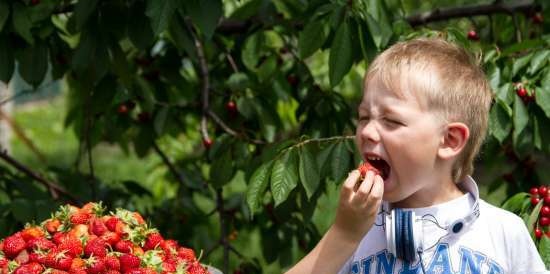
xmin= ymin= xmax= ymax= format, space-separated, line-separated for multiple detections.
xmin=357 ymin=162 xmax=381 ymax=180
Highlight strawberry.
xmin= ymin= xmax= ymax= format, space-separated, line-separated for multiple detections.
xmin=105 ymin=255 xmax=120 ymax=271
xmin=14 ymin=249 xmax=29 ymax=264
xmin=177 ymin=247 xmax=195 ymax=262
xmin=357 ymin=162 xmax=381 ymax=180
xmin=69 ymin=269 xmax=87 ymax=274
xmin=26 ymin=237 xmax=55 ymax=251
xmin=3 ymin=233 xmax=26 ymax=259
xmin=21 ymin=227 xmax=44 ymax=241
xmin=105 ymin=217 xmax=120 ymax=232
xmin=133 ymin=213 xmax=145 ymax=225
xmin=125 ymin=269 xmax=145 ymax=274
xmin=58 ymin=236 xmax=84 ymax=257
xmin=114 ymin=240 xmax=133 ymax=253
xmin=89 ymin=218 xmax=108 ymax=236
xmin=187 ymin=261 xmax=208 ymax=274
xmin=70 ymin=212 xmax=91 ymax=225
xmin=160 ymin=240 xmax=178 ymax=255
xmin=143 ymin=233 xmax=163 ymax=251
xmin=0 ymin=258 xmax=7 ymax=268
xmin=132 ymin=246 xmax=144 ymax=256
xmin=161 ymin=262 xmax=176 ymax=273
xmin=14 ymin=262 xmax=43 ymax=274
xmin=86 ymin=257 xmax=106 ymax=274
xmin=119 ymin=254 xmax=141 ymax=272
xmin=51 ymin=270 xmax=70 ymax=274
xmin=84 ymin=238 xmax=107 ymax=258
xmin=45 ymin=219 xmax=61 ymax=234
xmin=104 ymin=271 xmax=121 ymax=274
xmin=70 ymin=257 xmax=86 ymax=272
xmin=57 ymin=256 xmax=74 ymax=271
xmin=143 ymin=267 xmax=157 ymax=274
xmin=69 ymin=224 xmax=90 ymax=239
xmin=101 ymin=231 xmax=121 ymax=247
xmin=53 ymin=232 xmax=66 ymax=245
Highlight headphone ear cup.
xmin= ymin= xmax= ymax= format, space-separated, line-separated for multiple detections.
xmin=405 ymin=211 xmax=416 ymax=262
xmin=386 ymin=209 xmax=396 ymax=256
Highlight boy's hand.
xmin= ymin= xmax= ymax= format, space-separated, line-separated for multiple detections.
xmin=333 ymin=169 xmax=384 ymax=243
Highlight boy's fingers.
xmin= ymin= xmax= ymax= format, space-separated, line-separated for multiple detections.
xmin=367 ymin=175 xmax=384 ymax=204
xmin=342 ymin=170 xmax=361 ymax=195
xmin=353 ymin=171 xmax=375 ymax=203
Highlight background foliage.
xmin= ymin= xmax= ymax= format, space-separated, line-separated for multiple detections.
xmin=1 ymin=0 xmax=550 ymax=272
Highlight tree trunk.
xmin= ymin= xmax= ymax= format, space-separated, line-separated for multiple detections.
xmin=0 ymin=82 xmax=12 ymax=154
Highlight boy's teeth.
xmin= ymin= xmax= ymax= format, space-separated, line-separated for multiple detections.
xmin=367 ymin=156 xmax=381 ymax=161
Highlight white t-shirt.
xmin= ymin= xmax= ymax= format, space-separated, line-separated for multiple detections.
xmin=337 ymin=176 xmax=548 ymax=274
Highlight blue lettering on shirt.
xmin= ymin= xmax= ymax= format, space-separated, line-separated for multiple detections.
xmin=426 ymin=244 xmax=454 ymax=274
xmin=346 ymin=244 xmax=504 ymax=274
xmin=458 ymin=246 xmax=486 ymax=274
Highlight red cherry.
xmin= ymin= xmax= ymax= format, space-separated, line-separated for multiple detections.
xmin=541 ymin=206 xmax=550 ymax=217
xmin=535 ymin=228 xmax=543 ymax=239
xmin=202 ymin=138 xmax=213 ymax=149
xmin=539 ymin=186 xmax=548 ymax=197
xmin=225 ymin=101 xmax=238 ymax=114
xmin=517 ymin=87 xmax=527 ymax=98
xmin=540 ymin=217 xmax=550 ymax=226
xmin=286 ymin=74 xmax=299 ymax=86
xmin=467 ymin=30 xmax=479 ymax=41
xmin=117 ymin=104 xmax=128 ymax=114
xmin=137 ymin=111 xmax=151 ymax=123
xmin=544 ymin=196 xmax=550 ymax=206
xmin=530 ymin=187 xmax=540 ymax=195
xmin=532 ymin=196 xmax=541 ymax=206
xmin=532 ymin=13 xmax=544 ymax=24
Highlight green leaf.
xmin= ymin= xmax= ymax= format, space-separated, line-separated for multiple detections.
xmin=127 ymin=3 xmax=155 ymax=50
xmin=0 ymin=36 xmax=14 ymax=84
xmin=512 ymin=52 xmax=533 ymax=77
xmin=0 ymin=1 xmax=8 ymax=32
xmin=17 ymin=43 xmax=48 ymax=87
xmin=146 ymin=0 xmax=177 ymax=36
xmin=489 ymin=100 xmax=512 ymax=143
xmin=536 ymin=87 xmax=550 ymax=119
xmin=154 ymin=107 xmax=170 ymax=136
xmin=534 ymin=115 xmax=542 ymax=150
xmin=299 ymin=145 xmax=320 ymax=199
xmin=253 ymin=100 xmax=278 ymax=142
xmin=210 ymin=149 xmax=235 ymax=188
xmin=487 ymin=65 xmax=501 ymax=91
xmin=528 ymin=50 xmax=550 ymax=75
xmin=11 ymin=199 xmax=36 ymax=223
xmin=227 ymin=73 xmax=249 ymax=92
xmin=539 ymin=236 xmax=550 ymax=268
xmin=330 ymin=141 xmax=350 ymax=182
xmin=271 ymin=149 xmax=299 ymax=206
xmin=329 ymin=21 xmax=353 ymax=87
xmin=242 ymin=31 xmax=264 ymax=72
xmin=168 ymin=15 xmax=197 ymax=60
xmin=183 ymin=0 xmax=222 ymax=40
xmin=12 ymin=3 xmax=34 ymax=45
xmin=316 ymin=142 xmax=335 ymax=178
xmin=501 ymin=192 xmax=529 ymax=213
xmin=528 ymin=200 xmax=543 ymax=234
xmin=74 ymin=0 xmax=99 ymax=30
xmin=298 ymin=19 xmax=329 ymax=59
xmin=246 ymin=161 xmax=273 ymax=215
xmin=364 ymin=13 xmax=391 ymax=50
xmin=512 ymin=94 xmax=529 ymax=146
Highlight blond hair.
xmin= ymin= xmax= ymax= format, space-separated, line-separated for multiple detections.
xmin=364 ymin=37 xmax=493 ymax=182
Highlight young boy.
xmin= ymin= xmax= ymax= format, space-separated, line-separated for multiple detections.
xmin=285 ymin=38 xmax=547 ymax=274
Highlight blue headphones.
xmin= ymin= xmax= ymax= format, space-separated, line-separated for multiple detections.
xmin=381 ymin=176 xmax=481 ymax=264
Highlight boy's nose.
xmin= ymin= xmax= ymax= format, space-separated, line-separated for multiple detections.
xmin=359 ymin=121 xmax=380 ymax=143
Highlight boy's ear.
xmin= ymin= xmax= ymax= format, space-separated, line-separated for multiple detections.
xmin=438 ymin=122 xmax=470 ymax=160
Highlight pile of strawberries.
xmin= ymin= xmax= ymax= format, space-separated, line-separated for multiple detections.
xmin=0 ymin=202 xmax=210 ymax=274
xmin=530 ymin=186 xmax=550 ymax=239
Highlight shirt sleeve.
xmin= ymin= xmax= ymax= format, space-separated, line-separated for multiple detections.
xmin=337 ymin=256 xmax=353 ymax=274
xmin=508 ymin=214 xmax=548 ymax=273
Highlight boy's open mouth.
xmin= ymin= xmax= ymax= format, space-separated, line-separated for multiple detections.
xmin=366 ymin=157 xmax=391 ymax=181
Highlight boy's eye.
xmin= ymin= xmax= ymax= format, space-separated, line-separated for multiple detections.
xmin=384 ymin=118 xmax=401 ymax=125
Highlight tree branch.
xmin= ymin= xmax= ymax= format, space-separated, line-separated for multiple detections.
xmin=0 ymin=148 xmax=79 ymax=203
xmin=406 ymin=0 xmax=540 ymax=27
xmin=152 ymin=141 xmax=189 ymax=187
xmin=184 ymin=18 xmax=211 ymax=143
xmin=206 ymin=110 xmax=265 ymax=145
